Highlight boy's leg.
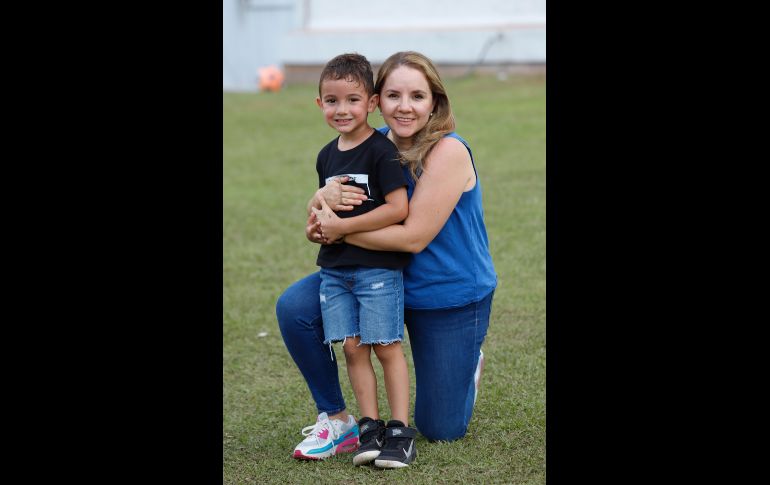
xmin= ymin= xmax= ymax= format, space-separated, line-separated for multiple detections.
xmin=372 ymin=342 xmax=410 ymax=425
xmin=354 ymin=267 xmax=416 ymax=468
xmin=346 ymin=337 xmax=389 ymax=467
xmin=276 ymin=272 xmax=347 ymax=416
xmin=405 ymin=290 xmax=494 ymax=441
xmin=354 ymin=267 xmax=407 ymax=423
xmin=343 ymin=336 xmax=379 ymax=420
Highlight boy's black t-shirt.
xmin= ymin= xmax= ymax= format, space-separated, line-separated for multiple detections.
xmin=316 ymin=129 xmax=411 ymax=269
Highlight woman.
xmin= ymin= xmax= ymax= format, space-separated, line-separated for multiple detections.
xmin=277 ymin=51 xmax=497 ymax=455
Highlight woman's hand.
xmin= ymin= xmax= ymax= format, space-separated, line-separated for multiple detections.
xmin=319 ymin=176 xmax=367 ymax=211
xmin=311 ymin=194 xmax=346 ymax=243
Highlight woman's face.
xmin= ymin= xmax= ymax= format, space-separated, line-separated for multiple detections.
xmin=378 ymin=66 xmax=436 ymax=144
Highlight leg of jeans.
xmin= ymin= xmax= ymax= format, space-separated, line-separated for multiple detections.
xmin=276 ymin=271 xmax=346 ymax=415
xmin=406 ymin=291 xmax=494 ymax=441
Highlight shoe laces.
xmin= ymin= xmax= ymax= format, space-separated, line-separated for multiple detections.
xmin=300 ymin=418 xmax=337 ymax=444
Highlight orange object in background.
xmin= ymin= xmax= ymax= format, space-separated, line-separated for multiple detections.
xmin=258 ymin=65 xmax=284 ymax=92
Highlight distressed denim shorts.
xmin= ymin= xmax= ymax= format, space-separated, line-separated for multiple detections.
xmin=319 ymin=266 xmax=404 ymax=346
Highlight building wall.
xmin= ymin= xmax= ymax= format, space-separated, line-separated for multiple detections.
xmin=223 ymin=0 xmax=546 ymax=92
xmin=223 ymin=0 xmax=296 ymax=91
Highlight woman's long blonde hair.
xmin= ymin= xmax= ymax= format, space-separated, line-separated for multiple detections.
xmin=375 ymin=51 xmax=455 ymax=180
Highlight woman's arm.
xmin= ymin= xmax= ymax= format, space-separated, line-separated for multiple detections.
xmin=312 ymin=187 xmax=408 ymax=242
xmin=317 ymin=137 xmax=475 ymax=253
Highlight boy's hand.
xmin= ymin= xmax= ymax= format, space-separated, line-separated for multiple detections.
xmin=306 ymin=211 xmax=343 ymax=245
xmin=312 ymin=194 xmax=346 ymax=243
xmin=305 ymin=212 xmax=324 ymax=244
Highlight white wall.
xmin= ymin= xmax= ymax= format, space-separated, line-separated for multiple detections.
xmin=280 ymin=29 xmax=545 ymax=66
xmin=223 ymin=0 xmax=297 ymax=91
xmin=304 ymin=0 xmax=545 ymax=31
xmin=223 ymin=0 xmax=546 ymax=91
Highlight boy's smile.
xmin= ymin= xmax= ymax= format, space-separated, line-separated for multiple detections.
xmin=317 ymin=77 xmax=378 ymax=147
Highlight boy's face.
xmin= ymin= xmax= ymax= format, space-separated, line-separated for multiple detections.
xmin=316 ymin=77 xmax=378 ymax=138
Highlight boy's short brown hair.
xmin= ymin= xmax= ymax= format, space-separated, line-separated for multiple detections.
xmin=318 ymin=53 xmax=375 ymax=97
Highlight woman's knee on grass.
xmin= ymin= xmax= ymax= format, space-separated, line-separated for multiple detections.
xmin=415 ymin=417 xmax=469 ymax=442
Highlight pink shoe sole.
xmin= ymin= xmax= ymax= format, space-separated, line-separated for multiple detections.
xmin=292 ymin=437 xmax=359 ymax=460
xmin=335 ymin=437 xmax=360 ymax=453
xmin=293 ymin=450 xmax=322 ymax=460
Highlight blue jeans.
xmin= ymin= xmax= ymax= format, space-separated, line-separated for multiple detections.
xmin=276 ymin=271 xmax=493 ymax=441
xmin=320 ymin=266 xmax=404 ymax=346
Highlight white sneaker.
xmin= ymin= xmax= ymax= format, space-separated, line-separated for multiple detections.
xmin=474 ymin=349 xmax=485 ymax=405
xmin=292 ymin=412 xmax=359 ymax=460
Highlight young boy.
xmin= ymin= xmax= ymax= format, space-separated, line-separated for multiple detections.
xmin=291 ymin=53 xmax=417 ymax=468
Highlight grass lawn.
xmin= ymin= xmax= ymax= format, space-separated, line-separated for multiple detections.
xmin=223 ymin=72 xmax=545 ymax=484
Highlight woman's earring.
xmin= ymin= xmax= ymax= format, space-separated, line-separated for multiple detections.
xmin=429 ymin=112 xmax=434 ymax=117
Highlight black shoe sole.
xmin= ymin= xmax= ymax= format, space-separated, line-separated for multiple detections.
xmin=374 ymin=457 xmax=413 ymax=468
xmin=352 ymin=450 xmax=380 ymax=466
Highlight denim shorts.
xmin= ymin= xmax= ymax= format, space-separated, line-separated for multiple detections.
xmin=319 ymin=266 xmax=404 ymax=346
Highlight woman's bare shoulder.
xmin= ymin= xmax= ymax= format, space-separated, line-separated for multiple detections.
xmin=424 ymin=135 xmax=471 ymax=169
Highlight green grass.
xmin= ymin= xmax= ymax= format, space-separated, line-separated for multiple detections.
xmin=223 ymin=73 xmax=546 ymax=484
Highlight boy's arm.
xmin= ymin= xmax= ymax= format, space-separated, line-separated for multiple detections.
xmin=322 ymin=136 xmax=472 ymax=253
xmin=345 ymin=186 xmax=408 ymax=233
xmin=312 ymin=186 xmax=408 ymax=243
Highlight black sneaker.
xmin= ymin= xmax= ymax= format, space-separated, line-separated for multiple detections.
xmin=373 ymin=420 xmax=417 ymax=468
xmin=352 ymin=417 xmax=385 ymax=466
